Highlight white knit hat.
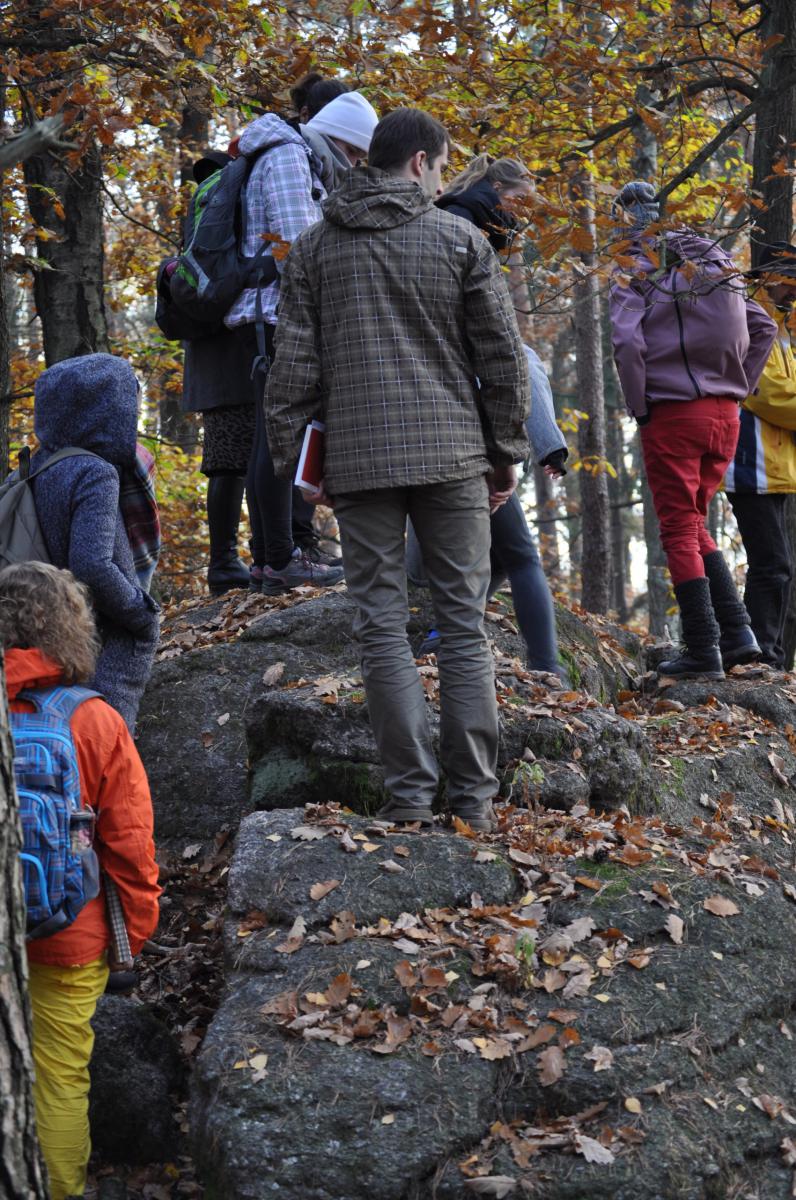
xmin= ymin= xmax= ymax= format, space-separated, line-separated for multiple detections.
xmin=306 ymin=92 xmax=379 ymax=154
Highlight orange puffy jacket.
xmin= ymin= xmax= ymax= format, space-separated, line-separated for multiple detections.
xmin=8 ymin=647 xmax=161 ymax=967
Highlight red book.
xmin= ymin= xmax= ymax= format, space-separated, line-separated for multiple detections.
xmin=294 ymin=420 xmax=325 ymax=495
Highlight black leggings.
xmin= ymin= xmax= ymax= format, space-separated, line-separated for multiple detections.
xmin=246 ymin=324 xmax=294 ymax=570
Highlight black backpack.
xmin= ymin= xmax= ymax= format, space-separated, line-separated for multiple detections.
xmin=155 ymin=149 xmax=281 ymax=343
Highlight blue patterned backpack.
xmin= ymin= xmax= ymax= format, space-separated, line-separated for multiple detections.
xmin=12 ymin=685 xmax=101 ymax=940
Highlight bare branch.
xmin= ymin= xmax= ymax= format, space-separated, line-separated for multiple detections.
xmin=0 ymin=115 xmax=76 ymax=170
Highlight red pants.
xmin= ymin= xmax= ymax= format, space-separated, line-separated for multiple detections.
xmin=640 ymin=397 xmax=739 ymax=586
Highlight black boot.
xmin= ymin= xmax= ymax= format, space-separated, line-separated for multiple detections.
xmin=658 ymin=577 xmax=725 ymax=681
xmin=702 ymin=550 xmax=760 ymax=669
xmin=207 ymin=476 xmax=250 ymax=596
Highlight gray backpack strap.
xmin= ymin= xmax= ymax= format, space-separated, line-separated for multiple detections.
xmin=27 ymin=447 xmax=103 ymax=481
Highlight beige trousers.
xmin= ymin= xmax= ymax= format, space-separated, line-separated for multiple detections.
xmin=335 ymin=475 xmax=498 ymax=809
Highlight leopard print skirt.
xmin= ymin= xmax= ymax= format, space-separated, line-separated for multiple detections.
xmin=201 ymin=402 xmax=256 ymax=476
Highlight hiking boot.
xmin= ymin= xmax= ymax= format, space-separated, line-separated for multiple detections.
xmin=450 ymin=801 xmax=497 ymax=833
xmin=207 ymin=475 xmax=249 ymax=596
xmin=412 ymin=628 xmax=441 ymax=658
xmin=249 ymin=565 xmax=264 ymax=593
xmin=208 ymin=558 xmax=250 ymax=596
xmin=702 ymin=550 xmax=761 ymax=669
xmin=657 ymin=577 xmax=725 ymax=681
xmin=261 ymin=548 xmax=345 ymax=596
xmin=375 ymin=799 xmax=434 ymax=828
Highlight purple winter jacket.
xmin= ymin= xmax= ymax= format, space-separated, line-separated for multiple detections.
xmin=609 ymin=230 xmax=777 ymax=423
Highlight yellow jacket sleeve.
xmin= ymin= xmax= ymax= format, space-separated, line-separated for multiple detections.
xmin=744 ymin=334 xmax=796 ymax=431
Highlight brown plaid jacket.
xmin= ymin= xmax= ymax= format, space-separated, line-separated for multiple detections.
xmin=265 ymin=169 xmax=530 ymax=494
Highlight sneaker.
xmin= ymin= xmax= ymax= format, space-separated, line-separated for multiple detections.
xmin=249 ymin=565 xmax=264 ymax=593
xmin=412 ymin=628 xmax=441 ymax=658
xmin=297 ymin=538 xmax=342 ymax=568
xmin=262 ymin=548 xmax=345 ymax=596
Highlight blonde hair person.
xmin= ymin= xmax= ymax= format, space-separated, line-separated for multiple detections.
xmin=444 ymin=152 xmax=531 ymax=203
xmin=2 ymin=560 xmax=160 ymax=1200
xmin=0 ymin=561 xmax=100 ymax=684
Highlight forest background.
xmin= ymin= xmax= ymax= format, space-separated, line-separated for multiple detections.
xmin=2 ymin=0 xmax=795 ymax=652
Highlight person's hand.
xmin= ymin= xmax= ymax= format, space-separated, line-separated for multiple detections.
xmin=306 ymin=481 xmax=334 ymax=508
xmin=541 ymin=450 xmax=567 ymax=479
xmin=486 ymin=464 xmax=517 ymax=512
xmin=543 ymin=463 xmax=565 ymax=479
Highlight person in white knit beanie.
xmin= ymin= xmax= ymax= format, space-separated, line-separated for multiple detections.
xmin=305 ymin=92 xmax=379 ymax=170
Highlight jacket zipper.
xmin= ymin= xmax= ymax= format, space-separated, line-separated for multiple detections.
xmin=673 ymin=295 xmax=700 ymax=399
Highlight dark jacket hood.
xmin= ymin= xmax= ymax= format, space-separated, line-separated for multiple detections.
xmin=437 ymin=179 xmax=516 ymax=251
xmin=322 ymin=168 xmax=433 ymax=231
xmin=34 ymin=353 xmax=139 ymax=467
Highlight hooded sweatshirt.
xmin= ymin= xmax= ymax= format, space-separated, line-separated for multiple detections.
xmin=30 ymin=354 xmax=159 ymax=728
xmin=9 ymin=647 xmax=161 ymax=968
xmin=224 ymin=113 xmax=324 ymax=329
xmin=265 ymin=168 xmax=530 ymax=493
xmin=610 ymin=230 xmax=777 ymax=422
xmin=299 ymin=123 xmax=354 ymax=195
xmin=437 ymin=178 xmax=517 ymax=253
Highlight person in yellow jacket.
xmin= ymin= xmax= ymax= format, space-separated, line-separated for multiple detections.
xmin=724 ymin=242 xmax=796 ymax=668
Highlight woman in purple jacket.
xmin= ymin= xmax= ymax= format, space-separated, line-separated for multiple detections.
xmin=610 ymin=181 xmax=777 ymax=680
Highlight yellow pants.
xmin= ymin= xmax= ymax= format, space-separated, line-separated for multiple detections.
xmin=27 ymin=956 xmax=109 ymax=1200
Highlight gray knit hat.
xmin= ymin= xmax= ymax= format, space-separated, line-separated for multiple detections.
xmin=613 ymin=180 xmax=659 ymax=231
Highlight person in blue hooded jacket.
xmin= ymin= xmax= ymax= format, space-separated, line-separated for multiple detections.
xmin=29 ymin=353 xmax=160 ymax=730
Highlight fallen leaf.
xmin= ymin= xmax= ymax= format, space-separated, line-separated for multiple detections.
xmin=627 ymin=951 xmax=651 ymax=969
xmin=624 ymin=1096 xmax=642 ymax=1113
xmin=393 ymin=845 xmax=411 ymax=858
xmin=291 ymin=825 xmax=328 ymax=841
xmin=478 ymin=1037 xmax=512 ymax=1061
xmin=200 ymin=731 xmax=214 ymax=749
xmin=216 ymin=712 xmax=230 ymax=726
xmin=548 ymin=1008 xmax=579 ymax=1024
xmin=475 ymin=850 xmax=498 ymax=863
xmin=509 ymin=847 xmax=535 ymax=865
xmin=574 ymin=1133 xmax=615 ymax=1165
xmin=394 ymin=960 xmax=418 ymax=988
xmin=309 ymin=879 xmax=341 ymax=901
xmin=262 ymin=662 xmax=285 ymax=686
xmin=769 ymin=751 xmax=789 ymax=787
xmin=585 ymin=1045 xmax=614 ymax=1072
xmin=703 ymin=895 xmax=740 ymax=918
xmin=542 ymin=969 xmax=567 ymax=993
xmin=182 ymin=843 xmax=202 ymax=860
xmin=275 ymin=915 xmax=306 ymax=954
xmin=463 ymin=1176 xmax=517 ymax=1197
xmin=538 ymin=1045 xmax=565 ymax=1086
xmin=248 ymin=1052 xmax=268 ymax=1072
xmin=564 ymin=917 xmax=596 ymax=943
xmin=326 ymin=973 xmax=352 ymax=1007
xmin=380 ymin=859 xmax=406 ymax=874
xmin=361 ymin=842 xmax=380 ymax=852
xmin=339 ymin=829 xmax=359 ymax=853
xmin=575 ymin=875 xmax=602 ymax=891
xmin=381 ymin=1113 xmax=395 ymax=1125
xmin=421 ymin=965 xmax=448 ymax=989
xmin=558 ymin=1026 xmax=581 ymax=1049
xmin=665 ymin=914 xmax=684 ymax=944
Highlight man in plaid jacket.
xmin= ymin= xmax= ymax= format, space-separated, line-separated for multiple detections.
xmin=266 ymin=108 xmax=531 ymax=831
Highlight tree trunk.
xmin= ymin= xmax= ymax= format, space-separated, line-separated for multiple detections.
xmin=0 ymin=654 xmax=48 ymax=1197
xmin=0 ymin=74 xmax=10 ymax=480
xmin=602 ymin=301 xmax=629 ymax=621
xmin=750 ymin=0 xmax=796 ymax=265
xmin=533 ymin=462 xmax=560 ymax=579
xmin=23 ymin=138 xmax=108 ymax=364
xmin=570 ymin=171 xmax=611 ymax=613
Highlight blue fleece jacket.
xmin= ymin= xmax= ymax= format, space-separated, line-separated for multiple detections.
xmin=31 ymin=353 xmax=159 ymax=728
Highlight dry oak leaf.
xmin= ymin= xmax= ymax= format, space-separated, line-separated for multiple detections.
xmin=538 ymin=1045 xmax=566 ymax=1086
xmin=564 ymin=916 xmax=596 ymax=943
xmin=574 ymin=1133 xmax=615 ymax=1165
xmin=703 ymin=895 xmax=740 ymax=918
xmin=291 ymin=825 xmax=328 ymax=841
xmin=394 ymin=960 xmax=418 ymax=989
xmin=325 ymin=973 xmax=352 ymax=1007
xmin=421 ymin=965 xmax=448 ymax=989
xmin=309 ymin=879 xmax=340 ymax=902
xmin=380 ymin=859 xmax=406 ymax=874
xmin=584 ymin=1045 xmax=614 ymax=1072
xmin=769 ymin=751 xmax=790 ymax=787
xmin=463 ymin=1177 xmax=517 ymax=1197
xmin=477 ymin=1037 xmax=512 ymax=1061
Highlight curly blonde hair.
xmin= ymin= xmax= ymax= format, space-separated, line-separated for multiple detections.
xmin=0 ymin=562 xmax=100 ymax=684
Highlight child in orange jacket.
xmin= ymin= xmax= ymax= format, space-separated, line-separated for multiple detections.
xmin=2 ymin=561 xmax=161 ymax=1200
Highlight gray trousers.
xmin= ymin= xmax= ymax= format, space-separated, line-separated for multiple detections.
xmin=335 ymin=475 xmax=498 ymax=808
